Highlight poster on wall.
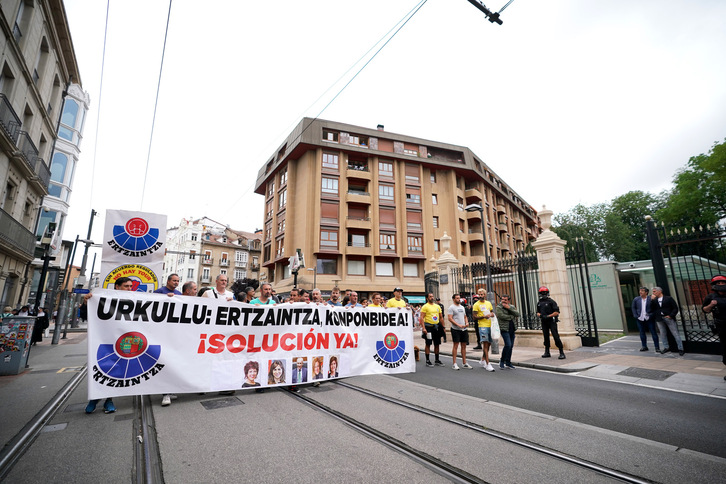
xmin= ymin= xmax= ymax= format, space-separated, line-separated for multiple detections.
xmin=98 ymin=210 xmax=167 ymax=292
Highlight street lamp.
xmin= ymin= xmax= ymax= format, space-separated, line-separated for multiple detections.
xmin=307 ymin=267 xmax=317 ymax=288
xmin=465 ymin=203 xmax=494 ymax=303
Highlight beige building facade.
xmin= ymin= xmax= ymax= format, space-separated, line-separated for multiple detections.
xmin=1 ymin=0 xmax=82 ymax=308
xmin=254 ymin=118 xmax=539 ymax=296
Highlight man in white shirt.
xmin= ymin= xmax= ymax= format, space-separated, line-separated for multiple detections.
xmin=447 ymin=294 xmax=473 ymax=370
xmin=202 ymin=274 xmax=234 ymax=301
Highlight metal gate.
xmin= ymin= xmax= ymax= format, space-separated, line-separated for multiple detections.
xmin=651 ymin=222 xmax=725 ymax=354
xmin=447 ymin=240 xmax=599 ymax=346
xmin=424 ymin=270 xmax=439 ymax=300
xmin=565 ymin=238 xmax=599 ymax=346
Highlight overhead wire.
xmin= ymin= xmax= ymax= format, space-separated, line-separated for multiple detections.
xmin=88 ymin=0 xmax=110 ymax=210
xmin=223 ymin=0 xmax=429 ymax=217
xmin=140 ymin=0 xmax=173 ymax=210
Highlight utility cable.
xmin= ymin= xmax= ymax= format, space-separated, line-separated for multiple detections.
xmin=88 ymin=0 xmax=110 ymax=210
xmin=223 ymin=0 xmax=429 ymax=217
xmin=140 ymin=0 xmax=173 ymax=210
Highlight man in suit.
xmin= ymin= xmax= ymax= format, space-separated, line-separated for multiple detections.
xmin=631 ymin=287 xmax=660 ymax=352
xmin=292 ymin=357 xmax=308 ymax=383
xmin=651 ymin=286 xmax=684 ymax=356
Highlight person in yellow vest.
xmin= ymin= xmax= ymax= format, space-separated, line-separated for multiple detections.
xmin=420 ymin=293 xmax=444 ymax=367
xmin=368 ymin=293 xmax=384 ymax=308
xmin=386 ymin=287 xmax=408 ymax=308
xmin=473 ymin=288 xmax=496 ymax=372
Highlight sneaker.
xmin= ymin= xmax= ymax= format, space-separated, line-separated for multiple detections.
xmin=103 ymin=400 xmax=116 ymax=414
xmin=479 ymin=360 xmax=487 ymax=367
xmin=500 ymin=363 xmax=506 ymax=369
xmin=506 ymin=364 xmax=516 ymax=370
xmin=678 ymin=350 xmax=685 ymax=356
xmin=639 ymin=347 xmax=648 ymax=351
xmin=425 ymin=360 xmax=433 ymax=367
xmin=85 ymin=400 xmax=97 ymax=414
xmin=452 ymin=363 xmax=460 ymax=370
xmin=485 ymin=364 xmax=495 ymax=372
xmin=660 ymin=348 xmax=670 ymax=354
xmin=434 ymin=360 xmax=445 ymax=367
xmin=161 ymin=395 xmax=172 ymax=407
xmin=462 ymin=363 xmax=473 ymax=369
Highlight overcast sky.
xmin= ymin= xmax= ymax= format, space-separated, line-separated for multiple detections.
xmin=61 ymin=0 xmax=726 ymax=263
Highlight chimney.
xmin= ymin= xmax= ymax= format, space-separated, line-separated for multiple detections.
xmin=377 ymin=124 xmax=384 ymax=131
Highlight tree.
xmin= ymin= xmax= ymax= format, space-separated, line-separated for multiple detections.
xmin=552 ymin=203 xmax=607 ymax=262
xmin=603 ymin=191 xmax=663 ymax=261
xmin=658 ymin=139 xmax=726 ymax=228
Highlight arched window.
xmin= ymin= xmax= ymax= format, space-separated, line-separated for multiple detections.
xmin=50 ymin=152 xmax=68 ymax=183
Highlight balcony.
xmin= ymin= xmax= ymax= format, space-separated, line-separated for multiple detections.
xmin=346 ymin=165 xmax=372 ymax=180
xmin=235 ymin=261 xmax=247 ymax=268
xmin=0 ymin=94 xmax=22 ymax=143
xmin=251 ymin=264 xmax=260 ymax=271
xmin=219 ymin=259 xmax=229 ymax=266
xmin=465 ymin=187 xmax=482 ymax=202
xmin=496 ymin=204 xmax=507 ymax=214
xmin=346 ymin=191 xmax=371 ymax=204
xmin=202 ymin=257 xmax=213 ymax=265
xmin=0 ymin=208 xmax=36 ymax=261
xmin=467 ymin=229 xmax=484 ymax=243
xmin=346 ymin=216 xmax=371 ymax=230
xmin=201 ymin=276 xmax=211 ymax=284
xmin=346 ymin=242 xmax=371 ymax=256
xmin=498 ymin=223 xmax=508 ymax=233
xmin=16 ymin=131 xmax=50 ymax=191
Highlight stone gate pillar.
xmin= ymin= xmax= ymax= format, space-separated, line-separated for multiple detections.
xmin=435 ymin=232 xmax=459 ymax=332
xmin=527 ymin=206 xmax=581 ymax=350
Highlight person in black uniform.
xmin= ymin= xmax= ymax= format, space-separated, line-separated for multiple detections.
xmin=703 ymin=275 xmax=726 ymax=381
xmin=536 ymin=286 xmax=565 ymax=359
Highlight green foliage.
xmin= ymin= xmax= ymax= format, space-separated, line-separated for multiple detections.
xmin=657 ymin=139 xmax=726 ymax=228
xmin=552 ymin=139 xmax=724 ymax=262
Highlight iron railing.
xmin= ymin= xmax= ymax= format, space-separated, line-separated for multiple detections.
xmin=0 ymin=208 xmax=36 ymax=259
xmin=0 ymin=93 xmax=21 ymax=143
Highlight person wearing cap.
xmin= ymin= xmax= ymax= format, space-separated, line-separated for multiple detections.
xmin=703 ymin=275 xmax=726 ymax=379
xmin=386 ymin=287 xmax=407 ymax=308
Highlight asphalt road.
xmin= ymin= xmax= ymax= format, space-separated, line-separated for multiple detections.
xmin=395 ymin=356 xmax=726 ymax=459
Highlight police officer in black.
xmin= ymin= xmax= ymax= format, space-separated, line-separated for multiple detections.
xmin=703 ymin=275 xmax=726 ymax=380
xmin=536 ymin=286 xmax=565 ymax=359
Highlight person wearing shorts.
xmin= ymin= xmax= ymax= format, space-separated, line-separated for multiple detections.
xmin=473 ymin=288 xmax=496 ymax=372
xmin=447 ymin=294 xmax=473 ymax=370
xmin=420 ymin=293 xmax=444 ymax=367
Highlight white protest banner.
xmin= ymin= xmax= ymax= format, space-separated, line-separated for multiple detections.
xmin=87 ymin=290 xmax=415 ymax=399
xmin=99 ymin=210 xmax=167 ymax=292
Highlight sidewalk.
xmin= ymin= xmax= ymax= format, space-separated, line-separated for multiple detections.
xmin=412 ymin=332 xmax=726 ymax=397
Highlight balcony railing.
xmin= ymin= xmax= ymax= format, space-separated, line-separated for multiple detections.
xmin=219 ymin=259 xmax=229 ymax=266
xmin=0 ymin=93 xmax=22 ymax=143
xmin=202 ymin=257 xmax=213 ymax=265
xmin=251 ymin=264 xmax=260 ymax=271
xmin=235 ymin=261 xmax=247 ymax=268
xmin=0 ymin=208 xmax=36 ymax=259
xmin=201 ymin=276 xmax=211 ymax=284
xmin=347 ymin=242 xmax=371 ymax=248
xmin=347 ymin=190 xmax=370 ymax=196
xmin=17 ymin=131 xmax=39 ymax=164
xmin=347 ymin=163 xmax=369 ymax=172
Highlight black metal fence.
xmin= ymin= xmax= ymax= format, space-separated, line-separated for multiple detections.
xmin=565 ymin=238 xmax=599 ymax=346
xmin=424 ymin=270 xmax=439 ymax=300
xmin=657 ymin=223 xmax=726 ymax=354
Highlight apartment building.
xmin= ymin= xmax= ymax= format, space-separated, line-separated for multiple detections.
xmin=254 ymin=118 xmax=539 ymax=297
xmin=163 ymin=217 xmax=262 ymax=291
xmin=1 ymin=0 xmax=82 ymax=308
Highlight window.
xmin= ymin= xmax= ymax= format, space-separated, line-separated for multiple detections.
xmin=266 ymin=200 xmax=273 ymax=220
xmin=430 ymin=171 xmax=436 ymax=183
xmin=379 ymin=161 xmax=393 ymax=177
xmin=317 ymin=257 xmax=337 ymax=275
xmin=320 ymin=229 xmax=338 ymax=249
xmin=432 ymin=194 xmax=438 ymax=205
xmin=405 ymin=164 xmax=419 ymax=183
xmin=265 ymin=222 xmax=272 ymax=241
xmin=380 ymin=233 xmax=396 ymax=251
xmin=50 ymin=152 xmax=68 ymax=185
xmin=348 ymin=134 xmax=368 ymax=147
xmin=458 ymin=197 xmax=465 ymax=211
xmin=323 ymin=129 xmax=339 ymax=142
xmin=348 ymin=182 xmax=368 ymax=195
xmin=322 ymin=152 xmax=339 ymax=170
xmin=321 ymin=202 xmax=339 ymax=222
xmin=380 ymin=208 xmax=396 ymax=228
xmin=406 ymin=211 xmax=422 ymax=231
xmin=347 ymin=259 xmax=365 ymax=276
xmin=190 ymin=250 xmax=196 ymax=260
xmin=59 ymin=99 xmax=79 ymax=141
xmin=35 ymin=210 xmax=56 ymax=237
xmin=375 ymin=261 xmax=394 ymax=277
xmin=279 ymin=166 xmax=288 ymax=186
xmin=221 ymin=252 xmax=229 ymax=265
xmin=187 ymin=268 xmax=194 ymax=279
xmin=434 ymin=240 xmax=440 ymax=252
xmin=267 ymin=181 xmax=275 ymax=198
xmin=461 ymin=242 xmax=466 ymax=256
xmin=348 ymin=205 xmax=367 ymax=220
xmin=349 ymin=233 xmax=367 ymax=247
xmin=433 ymin=216 xmax=439 ymax=228
xmin=277 ymin=218 xmax=286 ymax=233
xmin=276 ymin=239 xmax=284 ymax=257
xmin=407 ymin=236 xmax=423 ymax=253
xmin=379 ymin=184 xmax=394 ymax=201
xmin=403 ymin=262 xmax=419 ymax=277
xmin=234 ymin=269 xmax=246 ymax=280
xmin=191 ymin=233 xmax=198 ymax=241
xmin=220 ymin=269 xmax=227 ymax=276
xmin=235 ymin=251 xmax=248 ymax=263
xmin=202 ymin=267 xmax=210 ymax=281
xmin=322 ymin=176 xmax=338 ymax=195
xmin=405 ymin=187 xmax=420 ymax=205
xmin=278 ymin=189 xmax=287 ymax=210
xmin=459 ymin=219 xmax=465 ymax=233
